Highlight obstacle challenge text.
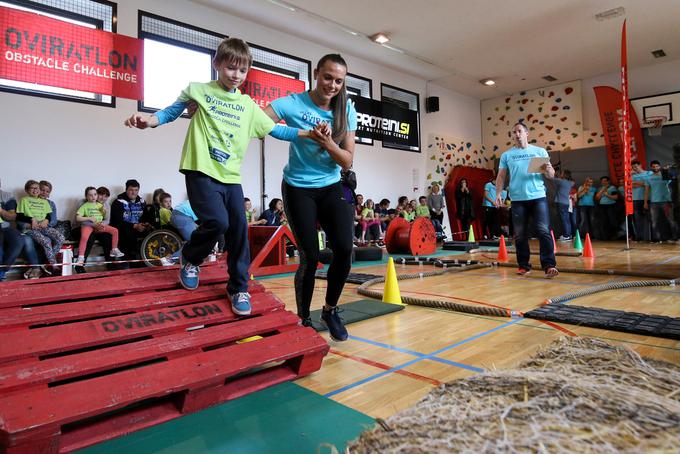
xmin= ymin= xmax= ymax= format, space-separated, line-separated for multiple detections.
xmin=0 ymin=6 xmax=144 ymax=100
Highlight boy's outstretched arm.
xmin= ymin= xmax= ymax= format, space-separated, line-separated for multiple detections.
xmin=124 ymin=100 xmax=188 ymax=129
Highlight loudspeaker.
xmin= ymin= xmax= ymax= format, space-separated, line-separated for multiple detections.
xmin=426 ymin=96 xmax=439 ymax=113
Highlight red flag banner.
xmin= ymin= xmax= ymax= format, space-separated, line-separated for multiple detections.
xmin=593 ymin=86 xmax=646 ymax=189
xmin=620 ymin=20 xmax=633 ymax=215
xmin=0 ymin=6 xmax=143 ymax=100
xmin=240 ymin=68 xmax=305 ymax=109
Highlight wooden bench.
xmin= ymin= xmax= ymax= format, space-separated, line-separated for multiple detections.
xmin=0 ymin=264 xmax=328 ymax=453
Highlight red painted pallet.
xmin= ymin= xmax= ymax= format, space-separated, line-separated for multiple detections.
xmin=0 ymin=267 xmax=329 ymax=453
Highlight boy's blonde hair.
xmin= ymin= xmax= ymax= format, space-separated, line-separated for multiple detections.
xmin=213 ymin=38 xmax=252 ymax=68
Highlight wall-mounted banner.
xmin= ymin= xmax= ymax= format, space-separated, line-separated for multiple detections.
xmin=593 ymin=86 xmax=646 ymax=188
xmin=0 ymin=6 xmax=143 ymax=99
xmin=240 ymin=68 xmax=305 ymax=109
xmin=349 ymin=94 xmax=419 ymax=148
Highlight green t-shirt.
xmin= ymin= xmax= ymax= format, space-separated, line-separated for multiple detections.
xmin=361 ymin=207 xmax=374 ymax=219
xmin=415 ymin=205 xmax=430 ymax=217
xmin=402 ymin=211 xmax=416 ymax=222
xmin=245 ymin=211 xmax=253 ymax=223
xmin=18 ymin=196 xmax=51 ymax=221
xmin=159 ymin=207 xmax=172 ymax=226
xmin=177 ymin=82 xmax=276 ymax=184
xmin=77 ymin=201 xmax=105 ymax=223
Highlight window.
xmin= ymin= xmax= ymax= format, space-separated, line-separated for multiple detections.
xmin=346 ymin=73 xmax=372 ymax=145
xmin=138 ymin=11 xmax=224 ymax=112
xmin=0 ymin=0 xmax=116 ymax=106
xmin=137 ymin=13 xmax=310 ymax=114
xmin=381 ymin=83 xmax=421 ymax=152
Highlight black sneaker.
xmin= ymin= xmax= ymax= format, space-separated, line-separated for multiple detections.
xmin=300 ymin=317 xmax=313 ymax=327
xmin=320 ymin=307 xmax=348 ymax=341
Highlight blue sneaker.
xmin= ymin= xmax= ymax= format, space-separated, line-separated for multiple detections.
xmin=320 ymin=307 xmax=348 ymax=341
xmin=229 ymin=292 xmax=251 ymax=316
xmin=179 ymin=255 xmax=199 ymax=290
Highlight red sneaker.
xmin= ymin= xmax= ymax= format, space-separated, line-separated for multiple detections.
xmin=517 ymin=268 xmax=531 ymax=276
xmin=544 ymin=267 xmax=559 ymax=279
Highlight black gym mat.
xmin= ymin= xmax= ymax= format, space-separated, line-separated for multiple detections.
xmin=525 ymin=304 xmax=680 ymax=340
xmin=316 ymin=271 xmax=382 ymax=284
xmin=309 ymin=299 xmax=405 ymax=332
xmin=442 ymin=241 xmax=479 ymax=251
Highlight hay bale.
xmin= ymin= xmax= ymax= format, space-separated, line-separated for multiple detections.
xmin=348 ymin=337 xmax=680 ymax=453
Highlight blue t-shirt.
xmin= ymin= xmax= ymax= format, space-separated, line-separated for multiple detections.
xmin=482 ymin=182 xmax=496 ymax=207
xmin=498 ymin=145 xmax=549 ymax=201
xmin=270 ymin=92 xmax=357 ymax=188
xmin=174 ymin=200 xmax=198 ymax=221
xmin=578 ymin=186 xmax=596 ymax=206
xmin=598 ymin=185 xmax=618 ymax=205
xmin=631 ymin=171 xmax=651 ymax=201
xmin=647 ymin=173 xmax=671 ymax=202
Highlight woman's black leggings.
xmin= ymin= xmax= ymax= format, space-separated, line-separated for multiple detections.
xmin=282 ymin=181 xmax=354 ymax=319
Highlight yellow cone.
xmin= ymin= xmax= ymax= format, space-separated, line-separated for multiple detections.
xmin=383 ymin=257 xmax=404 ymax=305
xmin=468 ymin=226 xmax=476 ymax=243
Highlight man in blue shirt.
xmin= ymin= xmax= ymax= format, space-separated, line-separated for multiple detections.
xmin=645 ymin=160 xmax=674 ymax=242
xmin=496 ymin=123 xmax=557 ymax=278
xmin=631 ymin=160 xmax=651 ymax=241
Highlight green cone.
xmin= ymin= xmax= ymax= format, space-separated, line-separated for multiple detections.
xmin=573 ymin=230 xmax=583 ymax=251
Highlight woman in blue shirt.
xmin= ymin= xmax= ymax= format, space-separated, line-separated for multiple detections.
xmin=577 ymin=177 xmax=597 ymax=238
xmin=264 ymin=54 xmax=357 ymax=341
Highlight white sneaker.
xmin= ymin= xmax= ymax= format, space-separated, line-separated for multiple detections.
xmin=110 ymin=248 xmax=125 ymax=258
xmin=159 ymin=256 xmax=176 ymax=266
xmin=76 ymin=256 xmax=85 ymax=266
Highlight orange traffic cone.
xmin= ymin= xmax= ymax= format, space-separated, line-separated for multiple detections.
xmin=550 ymin=230 xmax=558 ymax=252
xmin=497 ymin=235 xmax=509 ymax=262
xmin=582 ymin=233 xmax=595 ymax=258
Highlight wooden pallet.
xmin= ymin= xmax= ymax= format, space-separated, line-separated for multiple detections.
xmin=0 ymin=265 xmax=329 ymax=453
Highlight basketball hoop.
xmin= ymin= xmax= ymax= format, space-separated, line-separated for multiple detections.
xmin=643 ymin=115 xmax=667 ymax=136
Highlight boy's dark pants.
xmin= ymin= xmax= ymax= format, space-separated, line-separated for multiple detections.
xmin=183 ymin=171 xmax=249 ymax=295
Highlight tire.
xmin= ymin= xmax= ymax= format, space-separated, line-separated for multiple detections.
xmin=140 ymin=229 xmax=183 ymax=267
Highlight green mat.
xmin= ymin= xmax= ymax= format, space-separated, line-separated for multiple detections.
xmin=77 ymin=382 xmax=374 ymax=454
xmin=311 ymin=299 xmax=405 ymax=332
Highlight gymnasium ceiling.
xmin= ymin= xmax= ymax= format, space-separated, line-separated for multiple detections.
xmin=192 ymin=0 xmax=680 ymax=99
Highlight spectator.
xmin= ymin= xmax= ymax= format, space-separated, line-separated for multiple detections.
xmin=455 ymin=178 xmax=474 ymax=238
xmin=39 ymin=180 xmax=57 ymax=228
xmin=110 ymin=179 xmax=152 ymax=265
xmin=553 ymin=170 xmax=575 ymax=240
xmin=595 ymin=176 xmax=619 ymax=240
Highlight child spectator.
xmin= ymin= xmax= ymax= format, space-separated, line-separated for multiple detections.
xmin=375 ymin=198 xmax=391 ymax=232
xmin=75 ymin=187 xmax=124 ymax=265
xmin=97 ymin=187 xmax=112 ymax=225
xmin=245 ymin=198 xmax=266 ymax=226
xmin=39 ymin=180 xmax=57 ymax=228
xmin=159 ymin=192 xmax=173 ymax=228
xmin=401 ymin=203 xmax=416 ymax=222
xmin=416 ymin=196 xmax=430 ymax=218
xmin=16 ymin=180 xmax=64 ymax=270
xmin=427 ymin=183 xmax=445 ymax=227
xmin=359 ymin=199 xmax=381 ymax=243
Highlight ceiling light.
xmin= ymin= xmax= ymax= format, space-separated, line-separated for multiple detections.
xmin=267 ymin=0 xmax=296 ymax=12
xmin=594 ymin=6 xmax=625 ymax=21
xmin=651 ymin=49 xmax=666 ymax=58
xmin=542 ymin=75 xmax=557 ymax=82
xmin=370 ymin=33 xmax=390 ymax=44
xmin=381 ymin=44 xmax=404 ymax=54
xmin=480 ymin=78 xmax=495 ymax=86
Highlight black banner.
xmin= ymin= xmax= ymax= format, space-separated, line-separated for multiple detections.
xmin=350 ymin=94 xmax=419 ymax=148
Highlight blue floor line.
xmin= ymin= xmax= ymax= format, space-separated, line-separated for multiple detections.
xmin=324 ymin=319 xmax=520 ymax=397
xmin=348 ymin=334 xmax=484 ymax=372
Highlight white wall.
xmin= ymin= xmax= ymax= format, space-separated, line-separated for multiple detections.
xmin=0 ymin=0 xmax=481 ymax=219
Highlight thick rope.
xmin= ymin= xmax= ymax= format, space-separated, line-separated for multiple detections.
xmin=544 ymin=278 xmax=680 ymax=304
xmin=357 ymin=263 xmax=520 ymax=318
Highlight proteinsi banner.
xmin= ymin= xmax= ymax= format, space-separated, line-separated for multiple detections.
xmin=349 ymin=94 xmax=419 ymax=148
xmin=0 ymin=6 xmax=143 ymax=100
xmin=240 ymin=68 xmax=305 ymax=109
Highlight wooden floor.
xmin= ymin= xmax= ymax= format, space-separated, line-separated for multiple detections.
xmin=264 ymin=240 xmax=680 ymax=419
